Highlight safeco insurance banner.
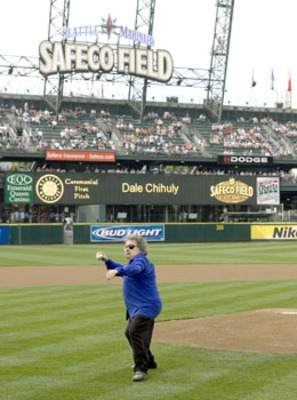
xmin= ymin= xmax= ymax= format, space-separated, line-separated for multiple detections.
xmin=251 ymin=225 xmax=297 ymax=240
xmin=90 ymin=225 xmax=165 ymax=242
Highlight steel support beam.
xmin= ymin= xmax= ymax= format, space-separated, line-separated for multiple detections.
xmin=43 ymin=0 xmax=70 ymax=115
xmin=206 ymin=0 xmax=235 ymax=121
xmin=0 ymin=1 xmax=235 ymax=122
xmin=127 ymin=0 xmax=156 ymax=121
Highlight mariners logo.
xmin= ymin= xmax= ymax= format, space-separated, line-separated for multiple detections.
xmin=101 ymin=14 xmax=117 ymax=38
xmin=36 ymin=174 xmax=64 ymax=204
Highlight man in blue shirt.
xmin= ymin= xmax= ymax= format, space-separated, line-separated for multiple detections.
xmin=96 ymin=234 xmax=162 ymax=382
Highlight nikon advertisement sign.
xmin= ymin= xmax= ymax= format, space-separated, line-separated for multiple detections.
xmin=251 ymin=225 xmax=297 ymax=240
xmin=5 ymin=173 xmax=34 ymax=204
xmin=4 ymin=173 xmax=277 ymax=206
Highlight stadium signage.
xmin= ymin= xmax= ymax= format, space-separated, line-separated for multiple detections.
xmin=7 ymin=174 xmax=33 ymax=185
xmin=274 ymin=227 xmax=297 ymax=239
xmin=218 ymin=155 xmax=273 ymax=165
xmin=257 ymin=177 xmax=279 ymax=205
xmin=122 ymin=182 xmax=179 ymax=195
xmin=5 ymin=173 xmax=34 ymax=204
xmin=39 ymin=41 xmax=173 ymax=82
xmin=35 ymin=174 xmax=64 ymax=204
xmin=251 ymin=225 xmax=297 ymax=240
xmin=90 ymin=225 xmax=165 ymax=242
xmin=210 ymin=178 xmax=254 ymax=204
xmin=46 ymin=150 xmax=115 ymax=162
xmin=30 ymin=173 xmax=261 ymax=206
xmin=34 ymin=173 xmax=101 ymax=204
xmin=119 ymin=26 xmax=155 ymax=46
xmin=62 ymin=25 xmax=155 ymax=47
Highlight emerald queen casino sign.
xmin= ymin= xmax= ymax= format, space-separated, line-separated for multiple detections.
xmin=39 ymin=14 xmax=173 ymax=83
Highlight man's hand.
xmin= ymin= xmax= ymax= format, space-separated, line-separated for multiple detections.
xmin=96 ymin=251 xmax=108 ymax=262
xmin=106 ymin=270 xmax=118 ymax=280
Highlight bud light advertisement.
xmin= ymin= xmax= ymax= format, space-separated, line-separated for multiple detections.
xmin=90 ymin=225 xmax=165 ymax=242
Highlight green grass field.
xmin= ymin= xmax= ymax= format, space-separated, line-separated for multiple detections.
xmin=1 ymin=241 xmax=297 ymax=266
xmin=1 ymin=242 xmax=297 ymax=400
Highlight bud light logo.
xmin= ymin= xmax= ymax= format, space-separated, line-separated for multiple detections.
xmin=90 ymin=225 xmax=165 ymax=242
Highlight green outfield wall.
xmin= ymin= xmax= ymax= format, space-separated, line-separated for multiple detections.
xmin=2 ymin=223 xmax=296 ymax=244
xmin=1 ymin=223 xmax=250 ymax=244
xmin=164 ymin=223 xmax=250 ymax=242
xmin=5 ymin=224 xmax=64 ymax=245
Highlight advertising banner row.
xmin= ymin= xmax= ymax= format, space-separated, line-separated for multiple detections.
xmin=90 ymin=224 xmax=297 ymax=242
xmin=1 ymin=224 xmax=297 ymax=244
xmin=5 ymin=172 xmax=280 ymax=206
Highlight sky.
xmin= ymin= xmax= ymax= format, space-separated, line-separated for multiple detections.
xmin=0 ymin=0 xmax=296 ymax=108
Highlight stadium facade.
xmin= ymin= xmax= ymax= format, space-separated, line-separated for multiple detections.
xmin=1 ymin=94 xmax=297 ymax=226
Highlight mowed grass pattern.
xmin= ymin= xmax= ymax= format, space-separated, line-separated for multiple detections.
xmin=1 ymin=241 xmax=297 ymax=266
xmin=2 ymin=281 xmax=297 ymax=399
xmin=1 ymin=243 xmax=297 ymax=399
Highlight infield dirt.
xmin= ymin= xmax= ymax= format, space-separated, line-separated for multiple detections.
xmin=2 ymin=263 xmax=297 ymax=353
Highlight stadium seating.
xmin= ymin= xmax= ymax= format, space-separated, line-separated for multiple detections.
xmin=1 ymin=105 xmax=297 ymax=161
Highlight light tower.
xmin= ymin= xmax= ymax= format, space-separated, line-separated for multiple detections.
xmin=43 ymin=0 xmax=70 ymax=116
xmin=127 ymin=0 xmax=156 ymax=121
xmin=206 ymin=0 xmax=235 ymax=121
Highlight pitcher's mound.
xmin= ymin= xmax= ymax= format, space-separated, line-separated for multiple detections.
xmin=154 ymin=309 xmax=297 ymax=353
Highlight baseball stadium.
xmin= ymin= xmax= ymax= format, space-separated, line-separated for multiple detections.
xmin=1 ymin=1 xmax=297 ymax=399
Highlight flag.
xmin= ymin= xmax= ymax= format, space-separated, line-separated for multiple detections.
xmin=271 ymin=69 xmax=274 ymax=90
xmin=285 ymin=72 xmax=292 ymax=109
xmin=251 ymin=69 xmax=256 ymax=88
xmin=288 ymin=73 xmax=292 ymax=92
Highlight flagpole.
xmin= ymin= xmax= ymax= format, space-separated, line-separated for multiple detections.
xmin=250 ymin=68 xmax=256 ymax=106
xmin=287 ymin=72 xmax=292 ymax=109
xmin=271 ymin=68 xmax=275 ymax=107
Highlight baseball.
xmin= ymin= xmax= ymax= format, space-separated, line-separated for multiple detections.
xmin=96 ymin=252 xmax=104 ymax=260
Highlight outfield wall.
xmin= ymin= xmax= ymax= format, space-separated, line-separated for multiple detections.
xmin=3 ymin=224 xmax=64 ymax=245
xmin=2 ymin=222 xmax=297 ymax=244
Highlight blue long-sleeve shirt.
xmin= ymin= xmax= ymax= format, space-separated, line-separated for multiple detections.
xmin=105 ymin=253 xmax=162 ymax=320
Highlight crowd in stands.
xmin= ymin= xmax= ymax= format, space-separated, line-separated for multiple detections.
xmin=2 ymin=162 xmax=297 ymax=183
xmin=210 ymin=120 xmax=291 ymax=157
xmin=0 ymin=123 xmax=12 ymax=150
xmin=0 ymin=103 xmax=117 ymax=152
xmin=1 ymin=102 xmax=297 ymax=160
xmin=268 ymin=120 xmax=297 ymax=154
xmin=0 ymin=104 xmax=206 ymax=156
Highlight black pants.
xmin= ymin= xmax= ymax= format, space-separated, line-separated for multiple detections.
xmin=125 ymin=314 xmax=156 ymax=373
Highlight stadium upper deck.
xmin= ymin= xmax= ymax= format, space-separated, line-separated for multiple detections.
xmin=1 ymin=96 xmax=297 ymax=172
xmin=1 ymin=96 xmax=297 ymax=224
xmin=0 ymin=101 xmax=297 ymax=170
